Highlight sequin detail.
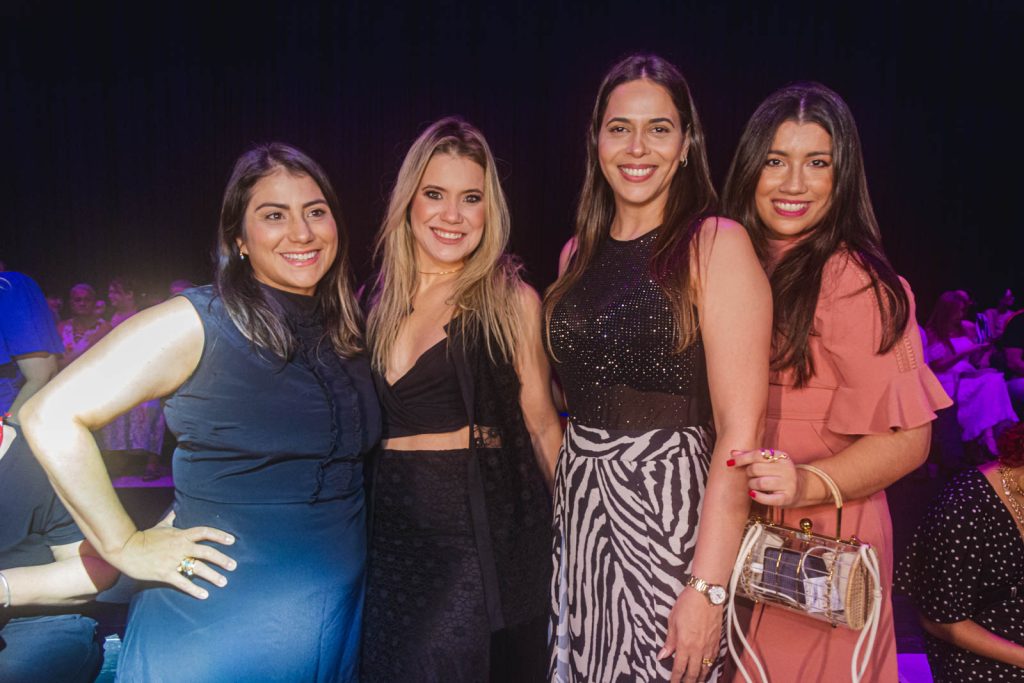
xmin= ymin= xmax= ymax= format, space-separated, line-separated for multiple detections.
xmin=548 ymin=231 xmax=711 ymax=431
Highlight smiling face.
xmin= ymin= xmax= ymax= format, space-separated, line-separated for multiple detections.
xmin=409 ymin=153 xmax=486 ymax=272
xmin=236 ymin=168 xmax=338 ymax=296
xmin=755 ymin=121 xmax=834 ymax=239
xmin=597 ymin=78 xmax=690 ymax=223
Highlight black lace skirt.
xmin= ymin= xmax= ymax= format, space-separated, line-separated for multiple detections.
xmin=361 ymin=447 xmax=546 ymax=683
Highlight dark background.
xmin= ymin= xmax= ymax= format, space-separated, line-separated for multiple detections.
xmin=3 ymin=0 xmax=1021 ymax=316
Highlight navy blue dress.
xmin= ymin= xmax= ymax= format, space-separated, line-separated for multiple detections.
xmin=117 ymin=286 xmax=380 ymax=683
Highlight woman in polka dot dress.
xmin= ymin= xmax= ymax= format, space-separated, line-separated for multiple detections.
xmin=899 ymin=421 xmax=1024 ymax=681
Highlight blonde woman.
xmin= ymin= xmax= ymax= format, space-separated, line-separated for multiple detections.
xmin=361 ymin=117 xmax=562 ymax=681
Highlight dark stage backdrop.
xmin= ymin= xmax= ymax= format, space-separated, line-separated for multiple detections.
xmin=2 ymin=0 xmax=1020 ymax=315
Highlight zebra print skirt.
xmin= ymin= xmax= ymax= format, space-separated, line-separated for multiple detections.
xmin=549 ymin=421 xmax=723 ymax=683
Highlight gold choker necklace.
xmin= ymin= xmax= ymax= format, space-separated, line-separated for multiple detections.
xmin=418 ymin=267 xmax=463 ymax=276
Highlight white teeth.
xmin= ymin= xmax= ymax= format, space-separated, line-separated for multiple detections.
xmin=621 ymin=166 xmax=654 ymax=177
xmin=775 ymin=201 xmax=808 ymax=211
xmin=432 ymin=229 xmax=464 ymax=240
xmin=282 ymin=252 xmax=317 ymax=261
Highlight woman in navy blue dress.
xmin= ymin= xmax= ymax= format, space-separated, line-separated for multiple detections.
xmin=22 ymin=143 xmax=380 ymax=682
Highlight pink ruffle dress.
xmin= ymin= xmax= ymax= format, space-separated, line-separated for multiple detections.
xmin=735 ymin=248 xmax=951 ymax=682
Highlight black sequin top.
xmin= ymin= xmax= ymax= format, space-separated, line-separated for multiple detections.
xmin=548 ymin=229 xmax=712 ymax=431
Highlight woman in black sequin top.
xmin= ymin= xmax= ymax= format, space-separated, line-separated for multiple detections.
xmin=543 ymin=53 xmax=772 ymax=683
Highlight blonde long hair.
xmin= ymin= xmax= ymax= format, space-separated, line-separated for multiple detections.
xmin=367 ymin=117 xmax=524 ymax=372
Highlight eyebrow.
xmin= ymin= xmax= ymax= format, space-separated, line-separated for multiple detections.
xmin=606 ymin=115 xmax=677 ymax=125
xmin=767 ymin=149 xmax=833 ymax=157
xmin=421 ymin=184 xmax=484 ymax=195
xmin=253 ymin=198 xmax=327 ymax=211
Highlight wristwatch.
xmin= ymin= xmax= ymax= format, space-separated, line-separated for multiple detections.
xmin=686 ymin=575 xmax=727 ymax=606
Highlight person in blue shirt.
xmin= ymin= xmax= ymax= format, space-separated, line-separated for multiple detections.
xmin=0 ymin=271 xmax=62 ymax=417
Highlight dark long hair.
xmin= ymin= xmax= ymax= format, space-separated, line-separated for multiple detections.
xmin=215 ymin=142 xmax=363 ymax=358
xmin=543 ymin=53 xmax=718 ymax=353
xmin=722 ymin=82 xmax=909 ymax=386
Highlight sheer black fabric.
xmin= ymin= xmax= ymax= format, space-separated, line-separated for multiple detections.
xmin=548 ymin=230 xmax=711 ymax=431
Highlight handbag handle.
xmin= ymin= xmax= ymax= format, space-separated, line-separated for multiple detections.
xmin=792 ymin=463 xmax=846 ymax=541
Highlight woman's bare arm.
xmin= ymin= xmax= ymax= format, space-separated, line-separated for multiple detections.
xmin=663 ymin=218 xmax=771 ymax=683
xmin=21 ymin=298 xmax=236 ymax=600
xmin=514 ymin=284 xmax=563 ymax=489
xmin=921 ymin=616 xmax=1024 ymax=669
xmin=1 ymin=540 xmax=118 ymax=607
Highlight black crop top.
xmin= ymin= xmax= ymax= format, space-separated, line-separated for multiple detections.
xmin=377 ymin=337 xmax=468 ymax=439
xmin=548 ymin=229 xmax=712 ymax=431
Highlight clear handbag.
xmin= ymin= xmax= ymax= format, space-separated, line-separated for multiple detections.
xmin=726 ymin=464 xmax=883 ymax=683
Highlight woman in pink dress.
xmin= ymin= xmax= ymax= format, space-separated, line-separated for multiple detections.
xmin=722 ymin=82 xmax=951 ymax=682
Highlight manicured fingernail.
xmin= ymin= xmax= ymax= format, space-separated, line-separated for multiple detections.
xmin=657 ymin=647 xmax=669 ymax=660
xmin=749 ymin=490 xmax=757 ymax=498
xmin=198 ymin=590 xmax=209 ymax=599
xmin=225 ymin=535 xmax=235 ymax=544
xmin=730 ymin=449 xmax=742 ymax=455
xmin=726 ymin=459 xmax=735 ymax=467
xmin=218 ymin=577 xmax=228 ymax=587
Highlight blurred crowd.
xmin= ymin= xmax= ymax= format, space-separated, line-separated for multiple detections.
xmin=0 ymin=263 xmax=194 ymax=480
xmin=921 ymin=287 xmax=1022 ymax=471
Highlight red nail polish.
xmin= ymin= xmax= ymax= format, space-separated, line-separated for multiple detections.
xmin=726 ymin=459 xmax=735 ymax=467
xmin=749 ymin=490 xmax=757 ymax=498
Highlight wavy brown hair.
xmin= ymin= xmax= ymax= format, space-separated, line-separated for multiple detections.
xmin=722 ymin=82 xmax=909 ymax=387
xmin=543 ymin=53 xmax=718 ymax=355
xmin=215 ymin=142 xmax=363 ymax=359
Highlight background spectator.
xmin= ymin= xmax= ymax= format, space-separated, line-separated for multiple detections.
xmin=982 ymin=289 xmax=1019 ymax=341
xmin=924 ymin=290 xmax=1017 ymax=456
xmin=97 ymin=276 xmax=166 ymax=479
xmin=0 ymin=418 xmax=119 ymax=682
xmin=58 ymin=284 xmax=111 ymax=369
xmin=0 ymin=272 xmax=62 ymax=417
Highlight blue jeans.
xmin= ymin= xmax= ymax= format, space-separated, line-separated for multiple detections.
xmin=0 ymin=614 xmax=101 ymax=683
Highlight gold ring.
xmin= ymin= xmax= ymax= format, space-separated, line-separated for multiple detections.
xmin=760 ymin=448 xmax=771 ymax=459
xmin=702 ymin=657 xmax=714 ymax=667
xmin=177 ymin=556 xmax=197 ymax=578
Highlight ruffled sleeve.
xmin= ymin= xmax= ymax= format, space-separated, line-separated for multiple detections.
xmin=819 ymin=253 xmax=951 ymax=435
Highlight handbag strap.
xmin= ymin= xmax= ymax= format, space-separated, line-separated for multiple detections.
xmin=795 ymin=463 xmax=845 ymax=539
xmin=797 ymin=463 xmax=843 ymax=509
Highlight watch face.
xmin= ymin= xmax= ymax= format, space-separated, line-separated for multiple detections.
xmin=708 ymin=586 xmax=727 ymax=605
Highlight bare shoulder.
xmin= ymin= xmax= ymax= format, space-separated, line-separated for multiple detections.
xmin=695 ymin=216 xmax=752 ymax=251
xmin=116 ymin=296 xmax=203 ymax=336
xmin=514 ymin=280 xmax=543 ymax=316
xmin=557 ymin=237 xmax=579 ymax=276
xmin=694 ymin=216 xmax=758 ymax=274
